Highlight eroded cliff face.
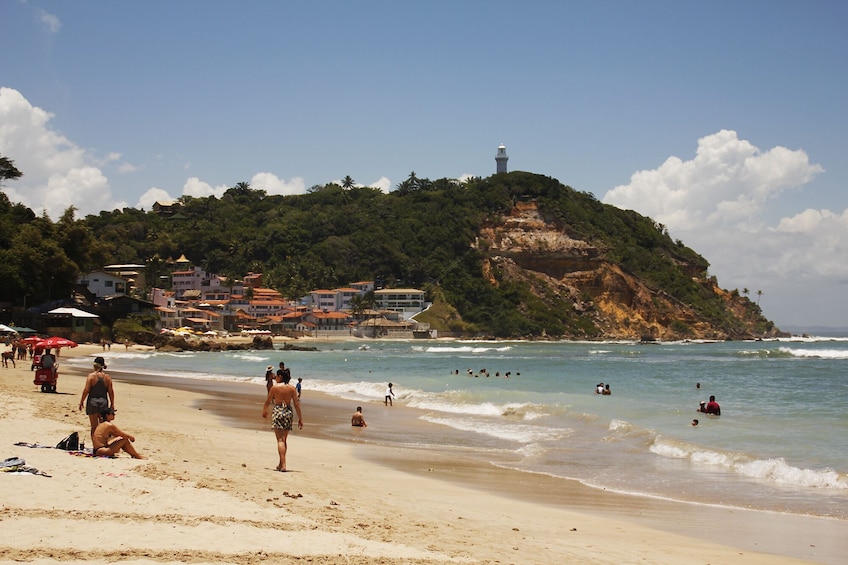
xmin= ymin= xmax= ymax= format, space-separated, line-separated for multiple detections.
xmin=473 ymin=201 xmax=776 ymax=340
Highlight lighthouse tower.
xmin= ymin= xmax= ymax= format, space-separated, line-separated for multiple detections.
xmin=495 ymin=144 xmax=509 ymax=174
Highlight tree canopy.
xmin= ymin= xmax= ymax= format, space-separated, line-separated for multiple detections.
xmin=0 ymin=168 xmax=769 ymax=338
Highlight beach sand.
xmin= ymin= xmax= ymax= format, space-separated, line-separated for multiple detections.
xmin=1 ymin=342 xmax=843 ymax=564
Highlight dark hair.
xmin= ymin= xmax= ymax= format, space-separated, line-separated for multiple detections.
xmin=357 ymin=406 xmax=362 ymax=411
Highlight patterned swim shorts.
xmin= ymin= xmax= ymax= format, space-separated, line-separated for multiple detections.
xmin=272 ymin=404 xmax=294 ymax=430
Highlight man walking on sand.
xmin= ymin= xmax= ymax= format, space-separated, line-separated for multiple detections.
xmin=262 ymin=371 xmax=303 ymax=472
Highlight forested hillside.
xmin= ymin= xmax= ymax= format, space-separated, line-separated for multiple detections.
xmin=0 ymin=170 xmax=777 ymax=339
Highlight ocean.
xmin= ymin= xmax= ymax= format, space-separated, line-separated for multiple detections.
xmin=64 ymin=336 xmax=848 ymax=520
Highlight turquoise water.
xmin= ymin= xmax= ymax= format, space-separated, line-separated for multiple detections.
xmin=65 ymin=337 xmax=848 ymax=518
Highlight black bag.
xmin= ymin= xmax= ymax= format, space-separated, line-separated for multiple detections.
xmin=56 ymin=431 xmax=79 ymax=451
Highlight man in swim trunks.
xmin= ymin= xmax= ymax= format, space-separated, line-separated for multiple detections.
xmin=262 ymin=371 xmax=303 ymax=471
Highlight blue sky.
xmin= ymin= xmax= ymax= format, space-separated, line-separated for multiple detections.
xmin=2 ymin=1 xmax=846 ymax=328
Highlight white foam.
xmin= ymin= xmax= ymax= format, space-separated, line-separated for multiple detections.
xmin=407 ymin=397 xmax=545 ymax=421
xmin=421 ymin=415 xmax=569 ymax=443
xmin=779 ymin=346 xmax=848 ymax=360
xmin=649 ymin=437 xmax=848 ymax=490
xmin=423 ymin=345 xmax=512 ymax=354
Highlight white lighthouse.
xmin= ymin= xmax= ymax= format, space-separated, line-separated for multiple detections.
xmin=495 ymin=144 xmax=509 ymax=174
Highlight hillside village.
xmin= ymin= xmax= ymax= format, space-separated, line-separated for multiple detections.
xmin=73 ymin=255 xmax=432 ymax=341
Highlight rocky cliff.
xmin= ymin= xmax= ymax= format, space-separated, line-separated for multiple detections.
xmin=472 ymin=201 xmax=781 ymax=341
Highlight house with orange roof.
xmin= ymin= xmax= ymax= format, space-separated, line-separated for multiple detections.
xmin=305 ymin=309 xmax=352 ymax=335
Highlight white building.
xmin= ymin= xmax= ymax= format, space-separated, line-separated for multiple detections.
xmin=78 ymin=270 xmax=130 ymax=298
xmin=171 ymin=266 xmax=204 ymax=298
xmin=374 ymin=288 xmax=427 ymax=318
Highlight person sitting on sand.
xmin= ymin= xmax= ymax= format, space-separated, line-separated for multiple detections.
xmin=351 ymin=406 xmax=367 ymax=427
xmin=92 ymin=408 xmax=143 ymax=459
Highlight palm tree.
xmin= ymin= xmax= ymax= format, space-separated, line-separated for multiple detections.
xmin=349 ymin=294 xmax=365 ymax=318
xmin=742 ymin=288 xmax=750 ymax=297
xmin=395 ymin=171 xmax=420 ymax=195
xmin=342 ymin=175 xmax=355 ymax=189
xmin=756 ymin=290 xmax=763 ymax=304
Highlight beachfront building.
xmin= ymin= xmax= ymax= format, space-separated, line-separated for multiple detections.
xmin=42 ymin=307 xmax=101 ymax=343
xmin=307 ymin=289 xmax=338 ymax=311
xmin=301 ymin=283 xmax=379 ymax=312
xmin=349 ymin=281 xmax=375 ymax=294
xmin=156 ymin=305 xmax=180 ymax=329
xmin=149 ymin=288 xmax=175 ymax=309
xmin=171 ymin=266 xmax=204 ymax=299
xmin=336 ymin=287 xmax=363 ymax=311
xmin=373 ymin=288 xmax=427 ymax=319
xmin=305 ymin=310 xmax=352 ymax=336
xmin=249 ymin=292 xmax=290 ymax=318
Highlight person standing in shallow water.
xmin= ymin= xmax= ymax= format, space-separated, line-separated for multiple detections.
xmin=385 ymin=382 xmax=395 ymax=406
xmin=705 ymin=395 xmax=721 ymax=416
xmin=262 ymin=371 xmax=303 ymax=472
xmin=264 ymin=365 xmax=275 ymax=392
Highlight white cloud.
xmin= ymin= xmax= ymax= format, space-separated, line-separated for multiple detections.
xmin=369 ymin=176 xmax=391 ymax=192
xmin=250 ymin=172 xmax=305 ymax=196
xmin=182 ymin=177 xmax=229 ymax=198
xmin=603 ymin=130 xmax=823 ymax=231
xmin=38 ymin=9 xmax=62 ymax=34
xmin=602 ymin=130 xmax=848 ymax=327
xmin=137 ymin=187 xmax=175 ymax=210
xmin=0 ymin=87 xmax=124 ymax=219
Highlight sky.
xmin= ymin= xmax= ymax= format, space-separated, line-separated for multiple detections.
xmin=1 ymin=1 xmax=846 ymax=329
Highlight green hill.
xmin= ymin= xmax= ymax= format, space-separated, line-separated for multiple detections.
xmin=0 ymin=171 xmax=779 ymax=340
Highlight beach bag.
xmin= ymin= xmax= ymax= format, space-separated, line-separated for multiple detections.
xmin=56 ymin=431 xmax=79 ymax=451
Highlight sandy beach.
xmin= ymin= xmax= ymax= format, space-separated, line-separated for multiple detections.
xmin=1 ymin=341 xmax=844 ymax=564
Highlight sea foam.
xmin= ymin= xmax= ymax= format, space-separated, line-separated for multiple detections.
xmin=650 ymin=437 xmax=848 ymax=490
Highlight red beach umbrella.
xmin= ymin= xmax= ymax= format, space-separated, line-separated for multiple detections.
xmin=20 ymin=336 xmax=44 ymax=345
xmin=39 ymin=336 xmax=78 ymax=349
